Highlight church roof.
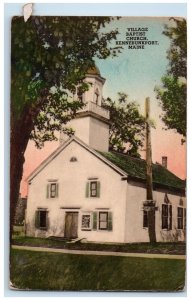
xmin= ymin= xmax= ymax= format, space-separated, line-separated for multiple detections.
xmin=98 ymin=151 xmax=185 ymax=191
xmin=28 ymin=136 xmax=185 ymax=193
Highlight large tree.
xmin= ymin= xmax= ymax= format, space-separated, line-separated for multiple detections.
xmin=155 ymin=18 xmax=187 ymax=139
xmin=11 ymin=16 xmax=121 ymax=238
xmin=103 ymin=93 xmax=146 ymax=157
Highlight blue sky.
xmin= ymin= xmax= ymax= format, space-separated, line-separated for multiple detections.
xmin=95 ymin=17 xmax=172 ymax=115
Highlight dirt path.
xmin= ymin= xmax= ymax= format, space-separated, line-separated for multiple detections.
xmin=12 ymin=245 xmax=186 ymax=260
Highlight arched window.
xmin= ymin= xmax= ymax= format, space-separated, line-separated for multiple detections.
xmin=77 ymin=87 xmax=83 ymax=102
xmin=162 ymin=194 xmax=172 ymax=230
xmin=94 ymin=88 xmax=100 ymax=105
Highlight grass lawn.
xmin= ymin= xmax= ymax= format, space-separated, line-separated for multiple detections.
xmin=12 ymin=236 xmax=186 ymax=255
xmin=10 ymin=249 xmax=185 ymax=291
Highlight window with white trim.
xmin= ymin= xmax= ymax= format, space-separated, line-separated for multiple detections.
xmin=85 ymin=180 xmax=100 ymax=198
xmin=99 ymin=212 xmax=108 ymax=230
xmin=50 ymin=183 xmax=56 ymax=198
xmin=82 ymin=211 xmax=113 ymax=231
xmin=46 ymin=182 xmax=59 ymax=198
xmin=90 ymin=181 xmax=98 ymax=197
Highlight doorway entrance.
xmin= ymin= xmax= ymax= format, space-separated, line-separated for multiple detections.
xmin=64 ymin=212 xmax=79 ymax=239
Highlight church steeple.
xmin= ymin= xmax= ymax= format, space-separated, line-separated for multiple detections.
xmin=60 ymin=65 xmax=110 ymax=152
xmin=79 ymin=65 xmax=105 ymax=107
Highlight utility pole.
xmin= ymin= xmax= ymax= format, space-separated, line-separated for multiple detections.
xmin=145 ymin=97 xmax=156 ymax=243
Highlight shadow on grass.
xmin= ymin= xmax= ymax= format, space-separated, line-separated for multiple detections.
xmin=12 ymin=236 xmax=186 ymax=255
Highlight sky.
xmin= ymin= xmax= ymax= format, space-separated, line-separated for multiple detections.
xmin=20 ymin=16 xmax=186 ymax=197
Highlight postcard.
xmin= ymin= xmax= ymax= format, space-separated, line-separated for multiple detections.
xmin=10 ymin=14 xmax=186 ymax=291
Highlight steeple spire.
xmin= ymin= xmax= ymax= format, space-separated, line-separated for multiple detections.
xmin=60 ymin=65 xmax=110 ymax=152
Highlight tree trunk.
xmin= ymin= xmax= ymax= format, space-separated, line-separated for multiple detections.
xmin=10 ymin=138 xmax=26 ymax=242
xmin=10 ymin=107 xmax=37 ymax=243
xmin=10 ymin=88 xmax=50 ymax=243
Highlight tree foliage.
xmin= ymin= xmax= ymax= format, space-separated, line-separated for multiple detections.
xmin=155 ymin=18 xmax=187 ymax=138
xmin=103 ymin=93 xmax=145 ymax=157
xmin=11 ymin=16 xmax=121 ymax=148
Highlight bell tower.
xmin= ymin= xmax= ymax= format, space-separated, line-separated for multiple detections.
xmin=60 ymin=66 xmax=110 ymax=152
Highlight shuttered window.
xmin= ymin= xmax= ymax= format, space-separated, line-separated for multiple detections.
xmin=99 ymin=212 xmax=108 ymax=230
xmin=162 ymin=204 xmax=168 ymax=229
xmin=98 ymin=211 xmax=113 ymax=231
xmin=90 ymin=181 xmax=97 ymax=197
xmin=83 ymin=211 xmax=112 ymax=231
xmin=162 ymin=204 xmax=172 ymax=230
xmin=46 ymin=182 xmax=59 ymax=198
xmin=85 ymin=181 xmax=100 ymax=198
xmin=35 ymin=210 xmax=49 ymax=230
xmin=177 ymin=207 xmax=183 ymax=229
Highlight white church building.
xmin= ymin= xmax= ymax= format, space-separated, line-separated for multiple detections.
xmin=26 ymin=66 xmax=186 ymax=243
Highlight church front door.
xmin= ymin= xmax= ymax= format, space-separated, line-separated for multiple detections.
xmin=64 ymin=212 xmax=78 ymax=239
